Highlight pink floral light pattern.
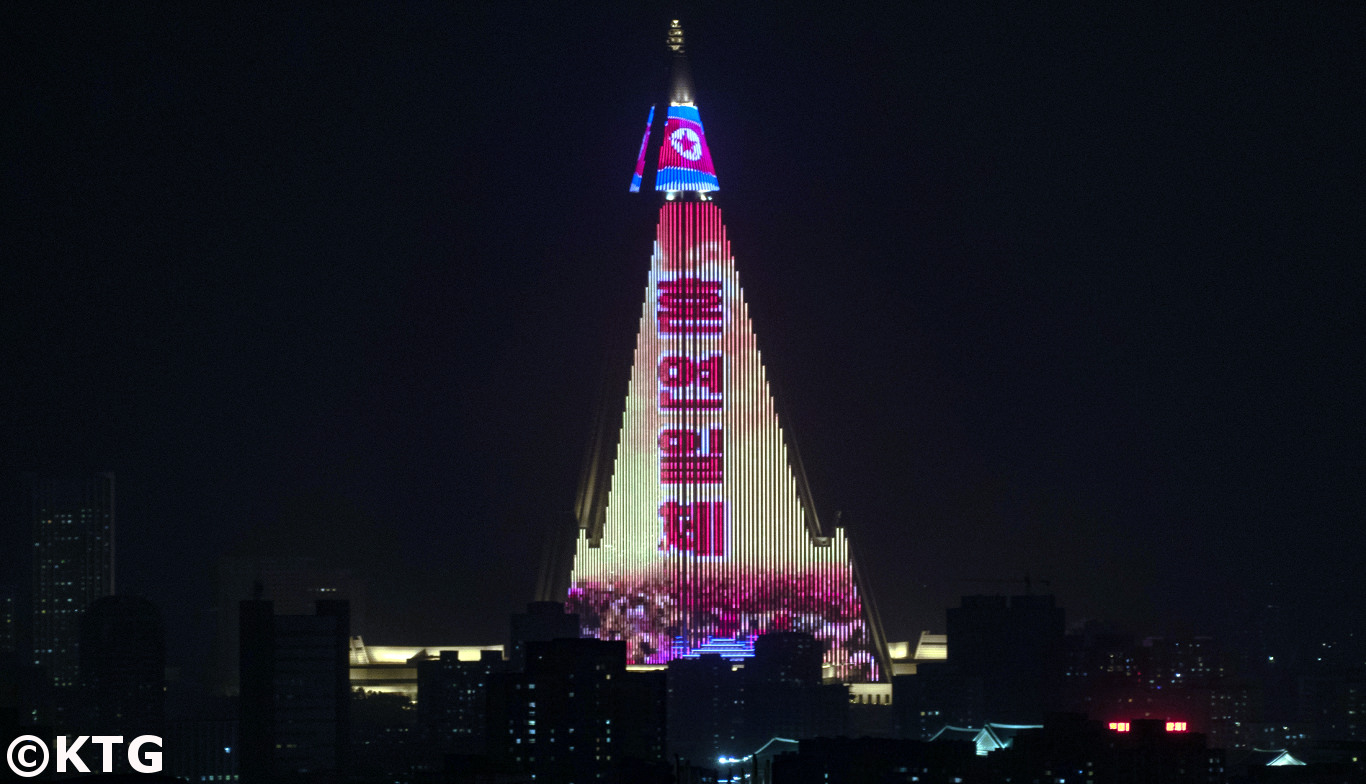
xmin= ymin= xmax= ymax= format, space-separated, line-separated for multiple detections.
xmin=568 ymin=568 xmax=877 ymax=682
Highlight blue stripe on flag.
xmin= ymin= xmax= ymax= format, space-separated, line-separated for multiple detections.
xmin=667 ymin=105 xmax=703 ymax=125
xmin=655 ymin=166 xmax=719 ymax=192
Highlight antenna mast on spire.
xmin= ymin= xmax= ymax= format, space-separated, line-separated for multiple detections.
xmin=627 ymin=19 xmax=717 ymax=195
xmin=667 ymin=19 xmax=696 ymax=106
xmin=667 ymin=18 xmax=685 ymax=52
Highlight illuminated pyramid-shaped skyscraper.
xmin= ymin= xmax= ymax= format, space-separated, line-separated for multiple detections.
xmin=567 ymin=21 xmax=887 ymax=682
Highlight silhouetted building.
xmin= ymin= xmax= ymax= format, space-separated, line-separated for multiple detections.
xmin=946 ymin=594 xmax=1064 ymax=724
xmin=239 ymin=598 xmax=350 ymax=783
xmin=28 ymin=472 xmax=115 ymax=690
xmin=1062 ymin=629 xmax=1256 ymax=750
xmin=1295 ymin=634 xmax=1366 ymax=746
xmin=748 ymin=632 xmax=823 ymax=687
xmin=509 ymin=601 xmax=579 ymax=672
xmin=1064 ymin=623 xmax=1138 ymax=678
xmin=740 ymin=632 xmax=847 ymax=753
xmin=989 ymin=714 xmax=1226 ymax=784
xmin=667 ymin=653 xmax=742 ymax=767
xmin=847 ymin=682 xmax=896 ymax=738
xmin=1142 ymin=636 xmax=1254 ymax=752
xmin=213 ymin=555 xmax=366 ymax=696
xmin=418 ymin=649 xmax=506 ymax=754
xmin=1062 ymin=623 xmax=1140 ymax=720
xmin=492 ymin=637 xmax=666 ymax=782
xmin=892 ymin=662 xmax=985 ymax=740
xmin=350 ymin=687 xmax=422 ymax=780
xmin=615 ymin=668 xmax=669 ymax=775
xmin=79 ymin=595 xmax=165 ymax=742
xmin=166 ymin=719 xmax=239 ymax=783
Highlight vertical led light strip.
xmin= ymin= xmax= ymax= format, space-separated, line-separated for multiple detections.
xmin=567 ymin=202 xmax=878 ymax=682
xmin=628 ymin=105 xmax=656 ymax=193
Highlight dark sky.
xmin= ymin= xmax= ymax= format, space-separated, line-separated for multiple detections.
xmin=4 ymin=4 xmax=1363 ymax=671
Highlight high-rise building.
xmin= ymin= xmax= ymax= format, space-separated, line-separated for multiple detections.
xmin=28 ymin=472 xmax=115 ymax=689
xmin=417 ymin=649 xmax=506 ymax=754
xmin=492 ymin=638 xmax=666 ymax=781
xmin=666 ymin=653 xmax=743 ymax=766
xmin=79 ymin=595 xmax=165 ymax=739
xmin=563 ymin=20 xmax=887 ymax=683
xmin=740 ymin=632 xmax=849 ymax=753
xmin=165 ymin=720 xmax=239 ymax=784
xmin=211 ymin=555 xmax=366 ymax=696
xmin=945 ymin=594 xmax=1065 ymax=725
xmin=239 ymin=599 xmax=351 ymax=782
xmin=508 ymin=601 xmax=580 ymax=672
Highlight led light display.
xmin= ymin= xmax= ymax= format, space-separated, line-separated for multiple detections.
xmin=629 ymin=105 xmax=655 ymax=193
xmin=568 ymin=201 xmax=878 ymax=682
xmin=654 ymin=105 xmax=719 ymax=193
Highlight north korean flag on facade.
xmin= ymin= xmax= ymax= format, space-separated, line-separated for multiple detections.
xmin=655 ymin=105 xmax=719 ymax=193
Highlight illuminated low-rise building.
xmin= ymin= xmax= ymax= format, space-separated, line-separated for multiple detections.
xmin=885 ymin=631 xmax=949 ymax=677
xmin=347 ymin=637 xmax=503 ymax=700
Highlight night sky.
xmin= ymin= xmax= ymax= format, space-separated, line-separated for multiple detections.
xmin=5 ymin=4 xmax=1363 ymax=673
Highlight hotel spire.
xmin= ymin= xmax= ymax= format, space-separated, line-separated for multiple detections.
xmin=667 ymin=19 xmax=695 ymax=106
xmin=628 ymin=20 xmax=719 ymax=195
xmin=577 ymin=22 xmax=889 ymax=682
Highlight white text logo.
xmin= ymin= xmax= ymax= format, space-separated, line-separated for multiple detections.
xmin=6 ymin=735 xmax=163 ymax=777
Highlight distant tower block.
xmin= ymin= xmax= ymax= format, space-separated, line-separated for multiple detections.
xmin=567 ymin=23 xmax=886 ymax=682
xmin=30 ymin=472 xmax=115 ymax=689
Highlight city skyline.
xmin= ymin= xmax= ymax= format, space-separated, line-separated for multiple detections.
xmin=4 ymin=3 xmax=1363 ymax=678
